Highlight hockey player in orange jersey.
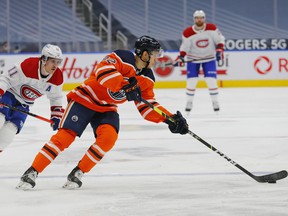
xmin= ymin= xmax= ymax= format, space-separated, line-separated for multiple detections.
xmin=16 ymin=35 xmax=189 ymax=190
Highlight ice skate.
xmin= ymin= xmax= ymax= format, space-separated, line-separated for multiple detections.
xmin=185 ymin=101 xmax=193 ymax=115
xmin=212 ymin=101 xmax=220 ymax=112
xmin=16 ymin=166 xmax=38 ymax=190
xmin=63 ymin=166 xmax=84 ymax=190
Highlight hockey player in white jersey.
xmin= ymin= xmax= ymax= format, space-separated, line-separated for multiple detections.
xmin=174 ymin=10 xmax=225 ymax=114
xmin=0 ymin=44 xmax=64 ymax=153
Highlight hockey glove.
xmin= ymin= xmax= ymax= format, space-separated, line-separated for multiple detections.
xmin=50 ymin=106 xmax=64 ymax=131
xmin=166 ymin=111 xmax=189 ymax=135
xmin=173 ymin=56 xmax=185 ymax=67
xmin=122 ymin=77 xmax=142 ymax=102
xmin=216 ymin=49 xmax=224 ymax=62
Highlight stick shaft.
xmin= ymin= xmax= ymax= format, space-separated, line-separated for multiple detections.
xmin=165 ymin=57 xmax=215 ymax=66
xmin=0 ymin=102 xmax=53 ymax=123
xmin=140 ymin=98 xmax=281 ymax=182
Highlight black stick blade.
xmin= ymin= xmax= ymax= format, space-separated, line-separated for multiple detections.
xmin=254 ymin=170 xmax=288 ymax=183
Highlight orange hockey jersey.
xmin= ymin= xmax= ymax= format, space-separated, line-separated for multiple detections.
xmin=67 ymin=50 xmax=172 ymax=123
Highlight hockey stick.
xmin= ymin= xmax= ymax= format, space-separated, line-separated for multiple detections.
xmin=141 ymin=98 xmax=288 ymax=183
xmin=0 ymin=102 xmax=53 ymax=124
xmin=164 ymin=56 xmax=215 ymax=66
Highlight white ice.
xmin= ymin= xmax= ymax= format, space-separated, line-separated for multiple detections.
xmin=0 ymin=87 xmax=287 ymax=216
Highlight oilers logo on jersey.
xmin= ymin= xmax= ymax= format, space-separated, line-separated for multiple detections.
xmin=107 ymin=89 xmax=126 ymax=101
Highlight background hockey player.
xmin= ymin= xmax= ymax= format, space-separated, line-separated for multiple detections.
xmin=0 ymin=44 xmax=64 ymax=153
xmin=174 ymin=10 xmax=225 ymax=114
xmin=16 ymin=35 xmax=189 ymax=190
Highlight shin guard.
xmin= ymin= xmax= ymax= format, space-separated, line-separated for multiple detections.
xmin=78 ymin=124 xmax=118 ymax=173
xmin=32 ymin=129 xmax=77 ymax=173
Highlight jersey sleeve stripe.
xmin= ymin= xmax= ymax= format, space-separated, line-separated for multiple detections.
xmin=74 ymin=89 xmax=94 ymax=103
xmin=99 ymin=73 xmax=122 ymax=85
xmin=76 ymin=86 xmax=116 ymax=107
xmin=82 ymin=84 xmax=107 ymax=104
xmin=95 ymin=65 xmax=116 ymax=76
xmin=96 ymin=69 xmax=117 ymax=81
xmin=138 ymin=105 xmax=149 ymax=113
xmin=142 ymin=108 xmax=154 ymax=118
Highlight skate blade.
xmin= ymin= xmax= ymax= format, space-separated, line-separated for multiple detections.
xmin=16 ymin=181 xmax=33 ymax=191
xmin=63 ymin=181 xmax=80 ymax=190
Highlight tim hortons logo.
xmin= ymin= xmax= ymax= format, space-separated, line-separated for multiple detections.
xmin=61 ymin=57 xmax=98 ymax=79
xmin=154 ymin=55 xmax=174 ymax=77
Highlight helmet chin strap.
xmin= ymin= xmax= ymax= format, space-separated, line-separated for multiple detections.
xmin=136 ymin=55 xmax=150 ymax=75
xmin=136 ymin=50 xmax=152 ymax=75
xmin=140 ymin=54 xmax=150 ymax=69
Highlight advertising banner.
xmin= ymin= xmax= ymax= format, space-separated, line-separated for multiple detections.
xmin=154 ymin=50 xmax=288 ymax=81
xmin=0 ymin=50 xmax=287 ymax=88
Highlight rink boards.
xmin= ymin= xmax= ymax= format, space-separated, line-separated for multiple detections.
xmin=0 ymin=50 xmax=287 ymax=89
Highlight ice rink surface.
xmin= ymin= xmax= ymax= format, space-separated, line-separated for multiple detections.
xmin=0 ymin=87 xmax=287 ymax=216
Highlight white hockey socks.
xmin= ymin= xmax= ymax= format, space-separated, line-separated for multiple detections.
xmin=0 ymin=121 xmax=18 ymax=152
xmin=185 ymin=77 xmax=198 ymax=113
xmin=205 ymin=77 xmax=220 ymax=112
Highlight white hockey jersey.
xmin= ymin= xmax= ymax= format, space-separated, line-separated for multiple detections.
xmin=0 ymin=57 xmax=64 ymax=106
xmin=179 ymin=23 xmax=225 ymax=63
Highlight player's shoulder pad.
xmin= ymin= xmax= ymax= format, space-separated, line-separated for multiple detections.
xmin=140 ymin=68 xmax=155 ymax=82
xmin=113 ymin=50 xmax=135 ymax=66
xmin=48 ymin=68 xmax=63 ymax=86
xmin=205 ymin=23 xmax=217 ymax=31
xmin=183 ymin=26 xmax=196 ymax=38
xmin=20 ymin=57 xmax=40 ymax=79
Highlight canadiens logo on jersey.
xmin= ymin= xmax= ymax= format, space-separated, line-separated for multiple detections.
xmin=196 ymin=39 xmax=209 ymax=48
xmin=20 ymin=84 xmax=43 ymax=102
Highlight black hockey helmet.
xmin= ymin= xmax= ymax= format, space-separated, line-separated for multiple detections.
xmin=134 ymin=35 xmax=162 ymax=57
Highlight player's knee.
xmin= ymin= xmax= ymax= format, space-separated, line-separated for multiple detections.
xmin=96 ymin=124 xmax=118 ymax=152
xmin=187 ymin=77 xmax=198 ymax=89
xmin=0 ymin=121 xmax=17 ymax=151
xmin=205 ymin=77 xmax=218 ymax=89
xmin=50 ymin=128 xmax=77 ymax=151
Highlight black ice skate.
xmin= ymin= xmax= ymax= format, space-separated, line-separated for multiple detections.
xmin=212 ymin=100 xmax=220 ymax=112
xmin=16 ymin=166 xmax=38 ymax=190
xmin=63 ymin=166 xmax=84 ymax=190
xmin=185 ymin=101 xmax=193 ymax=115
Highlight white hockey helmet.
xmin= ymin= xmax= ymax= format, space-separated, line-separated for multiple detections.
xmin=193 ymin=10 xmax=206 ymax=19
xmin=41 ymin=44 xmax=63 ymax=60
